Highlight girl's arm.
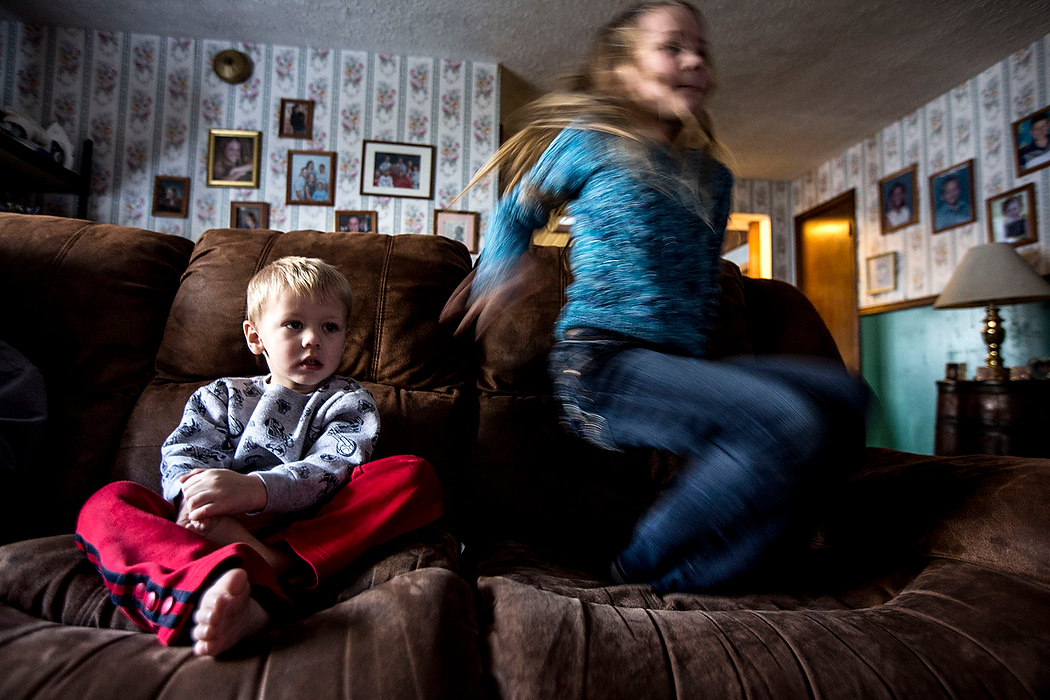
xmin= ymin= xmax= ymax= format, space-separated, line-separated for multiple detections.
xmin=444 ymin=127 xmax=603 ymax=336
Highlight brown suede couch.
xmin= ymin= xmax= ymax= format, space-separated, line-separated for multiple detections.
xmin=0 ymin=212 xmax=1048 ymax=699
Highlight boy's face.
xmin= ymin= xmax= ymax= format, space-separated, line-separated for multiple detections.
xmin=243 ymin=290 xmax=349 ymax=394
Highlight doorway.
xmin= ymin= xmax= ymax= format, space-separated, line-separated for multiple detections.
xmin=794 ymin=190 xmax=859 ymax=372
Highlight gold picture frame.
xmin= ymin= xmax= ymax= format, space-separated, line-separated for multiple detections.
xmin=866 ymin=252 xmax=898 ymax=295
xmin=206 ymin=129 xmax=261 ymax=188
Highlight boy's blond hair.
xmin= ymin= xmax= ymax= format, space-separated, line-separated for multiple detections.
xmin=246 ymin=256 xmax=353 ymax=324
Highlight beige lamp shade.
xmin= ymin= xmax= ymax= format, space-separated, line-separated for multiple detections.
xmin=934 ymin=243 xmax=1050 ymax=309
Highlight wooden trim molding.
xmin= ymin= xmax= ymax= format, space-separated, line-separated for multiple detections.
xmin=859 ymin=295 xmax=938 ymax=316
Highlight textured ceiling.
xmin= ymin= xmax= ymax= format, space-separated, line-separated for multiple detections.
xmin=3 ymin=0 xmax=1050 ymax=179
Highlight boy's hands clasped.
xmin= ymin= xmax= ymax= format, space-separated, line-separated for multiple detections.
xmin=177 ymin=469 xmax=268 ymax=531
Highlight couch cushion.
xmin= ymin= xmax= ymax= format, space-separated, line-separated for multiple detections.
xmin=478 ymin=560 xmax=1050 ymax=699
xmin=0 ymin=529 xmax=480 ymax=700
xmin=0 ymin=214 xmax=193 ymax=540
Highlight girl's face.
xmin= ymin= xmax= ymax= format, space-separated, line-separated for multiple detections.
xmin=620 ymin=5 xmax=710 ymax=128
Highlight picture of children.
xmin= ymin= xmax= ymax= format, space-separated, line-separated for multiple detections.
xmin=286 ymin=151 xmax=336 ymax=206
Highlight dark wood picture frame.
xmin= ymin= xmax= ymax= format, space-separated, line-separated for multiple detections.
xmin=929 ymin=159 xmax=977 ymax=233
xmin=986 ymin=183 xmax=1038 ymax=247
xmin=878 ymin=164 xmax=919 ymax=234
xmin=206 ymin=129 xmax=261 ymax=188
xmin=434 ymin=209 xmax=479 ymax=253
xmin=360 ymin=140 xmax=435 ymax=200
xmin=279 ymin=98 xmax=315 ymax=139
xmin=230 ymin=200 xmax=270 ymax=229
xmin=152 ymin=175 xmax=190 ymax=218
xmin=335 ymin=210 xmax=378 ymax=232
xmin=286 ymin=150 xmax=337 ymax=206
xmin=1012 ymin=106 xmax=1050 ymax=177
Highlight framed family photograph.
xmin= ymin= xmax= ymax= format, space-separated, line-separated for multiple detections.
xmin=1012 ymin=107 xmax=1050 ymax=177
xmin=929 ymin=159 xmax=976 ymax=233
xmin=286 ymin=150 xmax=336 ymax=206
xmin=207 ymin=129 xmax=261 ymax=187
xmin=360 ymin=140 xmax=435 ymax=200
xmin=230 ymin=201 xmax=270 ymax=230
xmin=866 ymin=252 xmax=898 ymax=295
xmin=152 ymin=175 xmax=190 ymax=218
xmin=878 ymin=165 xmax=918 ymax=234
xmin=986 ymin=183 xmax=1038 ymax=247
xmin=279 ymin=98 xmax=315 ymax=139
xmin=335 ymin=210 xmax=377 ymax=232
xmin=434 ymin=209 xmax=479 ymax=253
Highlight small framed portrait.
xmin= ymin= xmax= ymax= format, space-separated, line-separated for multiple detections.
xmin=335 ymin=210 xmax=378 ymax=233
xmin=152 ymin=175 xmax=190 ymax=218
xmin=279 ymin=98 xmax=315 ymax=139
xmin=986 ymin=183 xmax=1038 ymax=247
xmin=230 ymin=201 xmax=270 ymax=230
xmin=866 ymin=252 xmax=898 ymax=295
xmin=287 ymin=150 xmax=337 ymax=206
xmin=878 ymin=165 xmax=918 ymax=234
xmin=929 ymin=159 xmax=976 ymax=233
xmin=207 ymin=129 xmax=261 ymax=187
xmin=1012 ymin=106 xmax=1050 ymax=177
xmin=434 ymin=209 xmax=479 ymax=253
xmin=361 ymin=140 xmax=435 ymax=200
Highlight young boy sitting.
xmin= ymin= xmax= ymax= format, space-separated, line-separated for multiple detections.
xmin=75 ymin=256 xmax=443 ymax=656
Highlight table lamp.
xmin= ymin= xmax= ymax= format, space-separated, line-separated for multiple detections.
xmin=933 ymin=243 xmax=1050 ymax=380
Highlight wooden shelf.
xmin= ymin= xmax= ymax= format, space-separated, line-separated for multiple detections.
xmin=0 ymin=130 xmax=93 ymax=219
xmin=935 ymin=379 xmax=1050 ymax=458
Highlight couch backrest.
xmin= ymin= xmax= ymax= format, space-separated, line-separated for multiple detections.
xmin=112 ymin=229 xmax=476 ymax=513
xmin=467 ymin=244 xmax=844 ymax=565
xmin=0 ymin=214 xmax=193 ymax=538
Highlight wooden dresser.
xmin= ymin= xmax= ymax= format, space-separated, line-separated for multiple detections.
xmin=935 ymin=380 xmax=1050 ymax=457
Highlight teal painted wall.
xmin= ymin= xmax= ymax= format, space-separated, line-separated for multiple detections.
xmin=860 ymin=301 xmax=1050 ymax=455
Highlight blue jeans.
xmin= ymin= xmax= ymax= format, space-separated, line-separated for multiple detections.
xmin=549 ymin=329 xmax=869 ymax=592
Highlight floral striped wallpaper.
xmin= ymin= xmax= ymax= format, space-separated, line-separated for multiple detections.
xmin=0 ymin=22 xmax=498 ymax=243
xmin=794 ymin=32 xmax=1050 ymax=310
xmin=731 ymin=179 xmax=794 ymax=281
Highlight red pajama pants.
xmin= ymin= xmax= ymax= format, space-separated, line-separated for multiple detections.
xmin=75 ymin=454 xmax=443 ymax=645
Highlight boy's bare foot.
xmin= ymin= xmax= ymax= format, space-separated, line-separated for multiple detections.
xmin=191 ymin=568 xmax=269 ymax=656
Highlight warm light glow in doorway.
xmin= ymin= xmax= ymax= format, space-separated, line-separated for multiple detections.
xmin=726 ymin=213 xmax=772 ymax=279
xmin=803 ymin=219 xmax=851 ymax=238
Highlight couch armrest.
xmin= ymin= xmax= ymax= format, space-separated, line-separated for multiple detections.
xmin=819 ymin=448 xmax=1050 ymax=586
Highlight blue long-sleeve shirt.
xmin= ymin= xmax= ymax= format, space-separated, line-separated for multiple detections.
xmin=473 ymin=126 xmax=733 ymax=357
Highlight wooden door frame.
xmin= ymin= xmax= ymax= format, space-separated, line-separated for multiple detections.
xmin=793 ymin=189 xmax=859 ymax=371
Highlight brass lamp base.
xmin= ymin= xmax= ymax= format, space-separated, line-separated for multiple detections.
xmin=978 ymin=303 xmax=1009 ymax=381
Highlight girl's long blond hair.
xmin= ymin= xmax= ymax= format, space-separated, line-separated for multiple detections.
xmin=456 ymin=0 xmax=724 ymax=208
